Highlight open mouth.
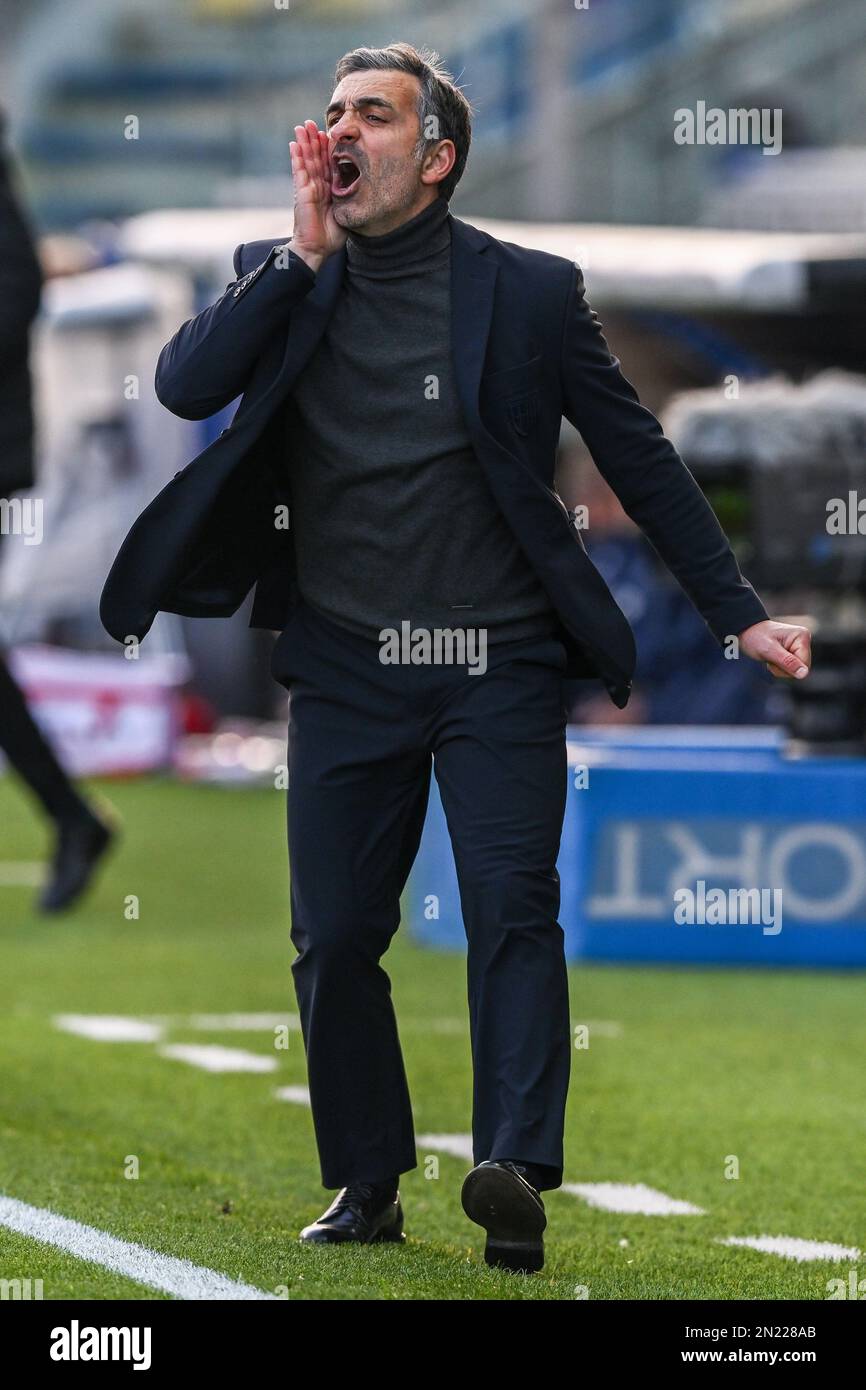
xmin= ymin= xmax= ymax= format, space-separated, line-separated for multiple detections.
xmin=332 ymin=154 xmax=362 ymax=198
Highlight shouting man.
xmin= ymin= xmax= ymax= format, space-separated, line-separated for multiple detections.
xmin=102 ymin=43 xmax=811 ymax=1273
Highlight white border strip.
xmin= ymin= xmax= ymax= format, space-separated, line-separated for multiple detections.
xmin=0 ymin=1194 xmax=279 ymax=1300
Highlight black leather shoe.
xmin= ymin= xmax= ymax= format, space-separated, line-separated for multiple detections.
xmin=39 ymin=809 xmax=116 ymax=914
xmin=299 ymin=1182 xmax=405 ymax=1245
xmin=461 ymin=1161 xmax=546 ymax=1273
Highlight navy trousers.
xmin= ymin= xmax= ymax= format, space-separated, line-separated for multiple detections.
xmin=272 ymin=598 xmax=572 ymax=1191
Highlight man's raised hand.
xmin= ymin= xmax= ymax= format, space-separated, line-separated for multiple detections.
xmin=289 ymin=120 xmax=347 ymax=274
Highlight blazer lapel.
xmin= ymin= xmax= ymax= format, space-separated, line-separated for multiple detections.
xmin=282 ymin=245 xmax=345 ymax=369
xmin=260 ymin=219 xmax=494 ymax=421
xmin=449 ymin=215 xmax=498 ymax=435
xmin=257 ymin=245 xmax=346 ymax=413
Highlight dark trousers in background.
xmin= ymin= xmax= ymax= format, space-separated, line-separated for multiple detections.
xmin=0 ymin=648 xmax=86 ymax=825
xmin=272 ymin=598 xmax=572 ymax=1192
xmin=0 ymin=523 xmax=87 ymax=826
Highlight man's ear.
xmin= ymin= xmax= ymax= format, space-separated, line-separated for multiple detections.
xmin=421 ymin=139 xmax=456 ymax=189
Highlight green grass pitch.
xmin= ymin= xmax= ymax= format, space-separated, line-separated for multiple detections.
xmin=0 ymin=774 xmax=863 ymax=1300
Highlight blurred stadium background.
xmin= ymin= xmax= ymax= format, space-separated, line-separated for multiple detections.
xmin=1 ymin=0 xmax=865 ymax=1301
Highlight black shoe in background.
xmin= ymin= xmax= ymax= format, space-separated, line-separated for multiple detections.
xmin=461 ymin=1160 xmax=547 ymax=1273
xmin=299 ymin=1180 xmax=405 ymax=1245
xmin=38 ymin=808 xmax=116 ymax=914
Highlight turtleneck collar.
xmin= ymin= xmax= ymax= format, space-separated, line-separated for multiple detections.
xmin=345 ymin=196 xmax=450 ymax=278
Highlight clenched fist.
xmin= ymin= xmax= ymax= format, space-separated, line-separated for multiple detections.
xmin=737 ymin=619 xmax=812 ymax=680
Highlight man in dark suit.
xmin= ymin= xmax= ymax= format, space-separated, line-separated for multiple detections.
xmin=0 ymin=110 xmax=113 ymax=913
xmin=101 ymin=44 xmax=810 ymax=1273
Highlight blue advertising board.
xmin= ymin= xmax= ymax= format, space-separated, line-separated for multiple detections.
xmin=406 ymin=727 xmax=866 ymax=968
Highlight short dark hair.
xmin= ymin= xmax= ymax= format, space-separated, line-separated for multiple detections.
xmin=333 ymin=42 xmax=472 ymax=201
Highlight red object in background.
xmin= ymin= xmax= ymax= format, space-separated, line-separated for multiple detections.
xmin=179 ymin=690 xmax=218 ymax=735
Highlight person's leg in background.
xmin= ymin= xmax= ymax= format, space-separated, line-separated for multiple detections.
xmin=0 ymin=119 xmax=113 ymax=913
xmin=430 ymin=631 xmax=571 ymax=1270
xmin=0 ymin=648 xmax=114 ymax=913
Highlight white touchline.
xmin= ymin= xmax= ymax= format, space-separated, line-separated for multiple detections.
xmin=563 ymin=1182 xmax=706 ymax=1215
xmin=54 ymin=1015 xmax=165 ymax=1043
xmin=718 ymin=1235 xmax=861 ymax=1263
xmin=158 ymin=1044 xmax=277 ymax=1073
xmin=0 ymin=1194 xmax=279 ymax=1300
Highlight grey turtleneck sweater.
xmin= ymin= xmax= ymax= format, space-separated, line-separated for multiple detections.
xmin=286 ymin=195 xmax=558 ymax=642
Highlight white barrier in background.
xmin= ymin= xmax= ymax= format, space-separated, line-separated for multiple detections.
xmin=6 ymin=645 xmax=190 ymax=776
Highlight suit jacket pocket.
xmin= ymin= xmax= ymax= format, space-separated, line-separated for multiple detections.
xmin=479 ymin=352 xmax=544 ymax=399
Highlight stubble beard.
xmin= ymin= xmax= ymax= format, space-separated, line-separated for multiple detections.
xmin=333 ymin=154 xmax=425 ymax=234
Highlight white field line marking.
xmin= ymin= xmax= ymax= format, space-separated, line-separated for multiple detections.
xmin=186 ymin=1013 xmax=462 ymax=1036
xmin=157 ymin=1044 xmax=277 ymax=1074
xmin=0 ymin=1193 xmax=279 ymax=1300
xmin=0 ymin=862 xmax=43 ymax=887
xmin=418 ymin=1137 xmax=705 ymax=1215
xmin=54 ymin=1015 xmax=165 ymax=1043
xmin=53 ymin=1011 xmax=301 ymax=1035
xmin=52 ymin=1029 xmax=851 ymax=1256
xmin=408 ymin=1019 xmax=621 ymax=1037
xmin=718 ymin=1235 xmax=861 ymax=1263
xmin=406 ymin=1018 xmax=465 ymax=1035
xmin=274 ymin=1085 xmax=311 ymax=1105
xmin=164 ymin=1013 xmax=454 ymax=1035
xmin=50 ymin=1012 xmax=620 ymax=1041
xmin=417 ymin=1133 xmax=474 ymax=1161
xmin=187 ymin=1012 xmax=301 ymax=1031
xmin=563 ymin=1182 xmax=706 ymax=1215
xmin=581 ymin=1021 xmax=623 ymax=1038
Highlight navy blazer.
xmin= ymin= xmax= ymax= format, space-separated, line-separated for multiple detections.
xmin=100 ymin=213 xmax=769 ymax=707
